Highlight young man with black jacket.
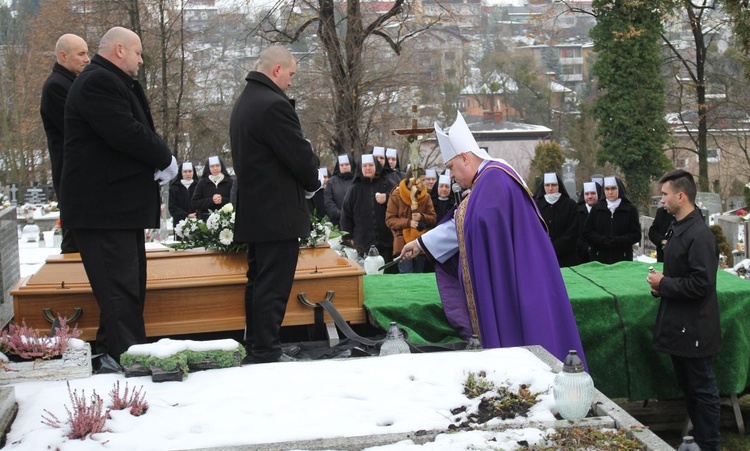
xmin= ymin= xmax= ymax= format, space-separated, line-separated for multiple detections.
xmin=647 ymin=169 xmax=721 ymax=451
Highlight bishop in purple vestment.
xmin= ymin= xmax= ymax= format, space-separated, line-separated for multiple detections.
xmin=400 ymin=113 xmax=586 ymax=367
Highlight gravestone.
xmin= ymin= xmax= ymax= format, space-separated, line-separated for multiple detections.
xmin=726 ymin=196 xmax=745 ymax=211
xmin=9 ymin=184 xmax=18 ymax=206
xmin=0 ymin=207 xmax=19 ymax=323
xmin=649 ymin=196 xmax=662 ymax=217
xmin=562 ymin=162 xmax=576 ymax=197
xmin=21 ymin=186 xmax=47 ymax=205
xmin=695 ymin=192 xmax=722 ymax=217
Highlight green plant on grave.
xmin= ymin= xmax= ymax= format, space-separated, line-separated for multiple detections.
xmin=120 ymin=353 xmax=188 ymax=375
xmin=119 ymin=352 xmax=149 ymax=368
xmin=454 ymin=372 xmax=542 ymax=425
xmin=480 ymin=383 xmax=540 ymax=420
xmin=121 ymin=345 xmax=244 ymax=377
xmin=463 ymin=370 xmax=496 ymax=398
xmin=183 ymin=346 xmax=245 ymax=368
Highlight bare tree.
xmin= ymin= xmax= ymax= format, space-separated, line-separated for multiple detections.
xmin=0 ymin=3 xmax=51 ymax=188
xmin=251 ymin=0 xmax=442 ymax=157
xmin=660 ymin=1 xmax=729 ymax=191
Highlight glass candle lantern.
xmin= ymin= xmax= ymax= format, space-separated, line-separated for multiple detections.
xmin=553 ymin=350 xmax=594 ymax=420
xmin=364 ymin=245 xmax=385 ymax=275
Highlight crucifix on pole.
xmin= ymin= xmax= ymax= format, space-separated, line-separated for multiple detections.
xmin=391 ymin=105 xmax=434 ymax=211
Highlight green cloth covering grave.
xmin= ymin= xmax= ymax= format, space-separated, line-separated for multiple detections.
xmin=363 ymin=261 xmax=750 ymax=400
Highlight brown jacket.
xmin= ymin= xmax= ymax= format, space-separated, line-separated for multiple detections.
xmin=385 ymin=180 xmax=437 ymax=255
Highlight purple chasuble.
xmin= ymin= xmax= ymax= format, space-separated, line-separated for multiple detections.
xmin=434 ymin=161 xmax=587 ymax=367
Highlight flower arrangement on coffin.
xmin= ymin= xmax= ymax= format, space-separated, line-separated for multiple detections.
xmin=300 ymin=213 xmax=341 ymax=248
xmin=170 ymin=203 xmax=247 ymax=253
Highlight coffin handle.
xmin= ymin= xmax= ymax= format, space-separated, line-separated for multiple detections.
xmin=297 ymin=290 xmax=335 ymax=308
xmin=42 ymin=307 xmax=83 ymax=325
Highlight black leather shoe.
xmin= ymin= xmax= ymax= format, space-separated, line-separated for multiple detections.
xmin=276 ymin=353 xmax=298 ymax=362
xmin=282 ymin=345 xmax=301 ymax=357
xmin=253 ymin=353 xmax=298 ymax=364
xmin=92 ymin=354 xmax=124 ymax=374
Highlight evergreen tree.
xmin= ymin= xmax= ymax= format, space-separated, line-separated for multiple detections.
xmin=590 ymin=0 xmax=671 ymax=210
xmin=530 ymin=140 xmax=565 ymax=185
xmin=722 ymin=0 xmax=750 ymax=78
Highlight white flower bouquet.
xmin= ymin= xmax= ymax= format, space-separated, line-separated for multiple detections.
xmin=300 ymin=214 xmax=341 ymax=248
xmin=171 ymin=203 xmax=246 ymax=253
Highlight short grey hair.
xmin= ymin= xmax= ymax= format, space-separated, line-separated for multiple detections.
xmin=254 ymin=45 xmax=294 ymax=75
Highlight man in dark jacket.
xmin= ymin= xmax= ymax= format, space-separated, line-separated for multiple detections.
xmin=61 ymin=27 xmax=177 ymax=369
xmin=647 ymin=169 xmax=721 ymax=451
xmin=40 ymin=33 xmax=90 ymax=253
xmin=230 ymin=45 xmax=321 ymax=364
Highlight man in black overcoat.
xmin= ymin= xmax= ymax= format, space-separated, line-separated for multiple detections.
xmin=40 ymin=33 xmax=90 ymax=253
xmin=230 ymin=45 xmax=321 ymax=363
xmin=60 ymin=27 xmax=177 ymax=369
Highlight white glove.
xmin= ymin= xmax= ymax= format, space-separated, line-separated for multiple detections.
xmin=154 ymin=156 xmax=178 ymax=185
xmin=304 ymin=170 xmax=325 ymax=199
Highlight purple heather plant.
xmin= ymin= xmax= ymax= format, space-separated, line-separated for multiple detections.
xmin=0 ymin=317 xmax=81 ymax=360
xmin=109 ymin=380 xmax=149 ymax=416
xmin=41 ymin=382 xmax=109 ymax=440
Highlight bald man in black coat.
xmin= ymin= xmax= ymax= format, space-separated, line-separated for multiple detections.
xmin=61 ymin=27 xmax=176 ymax=368
xmin=230 ymin=45 xmax=321 ymax=363
xmin=40 ymin=33 xmax=90 ymax=253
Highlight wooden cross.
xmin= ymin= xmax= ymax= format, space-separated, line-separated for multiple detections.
xmin=391 ymin=105 xmax=434 ymax=142
xmin=391 ymin=105 xmax=435 ymax=211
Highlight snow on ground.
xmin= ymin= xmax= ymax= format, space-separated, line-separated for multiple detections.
xmin=5 ymin=347 xmax=561 ymax=451
xmin=7 ymin=237 xmax=623 ymax=450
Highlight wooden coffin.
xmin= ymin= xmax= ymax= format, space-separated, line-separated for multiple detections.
xmin=10 ymin=246 xmax=365 ymax=341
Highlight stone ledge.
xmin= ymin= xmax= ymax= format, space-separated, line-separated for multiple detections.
xmin=192 ymin=346 xmax=674 ymax=451
xmin=0 ymin=386 xmax=16 ymax=447
xmin=0 ymin=342 xmax=91 ymax=385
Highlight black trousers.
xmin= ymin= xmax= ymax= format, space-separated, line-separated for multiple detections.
xmin=671 ymin=354 xmax=721 ymax=451
xmin=244 ymin=239 xmax=299 ymax=363
xmin=72 ymin=229 xmax=147 ymax=362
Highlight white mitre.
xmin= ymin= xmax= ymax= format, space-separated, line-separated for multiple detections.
xmin=435 ymin=112 xmax=522 ymax=183
xmin=435 ymin=113 xmax=506 ymax=164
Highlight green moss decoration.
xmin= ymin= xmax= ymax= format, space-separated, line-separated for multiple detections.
xmin=121 ymin=343 xmax=245 ymax=380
